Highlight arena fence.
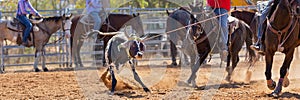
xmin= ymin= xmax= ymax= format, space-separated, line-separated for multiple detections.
xmin=0 ymin=6 xmax=257 ymax=69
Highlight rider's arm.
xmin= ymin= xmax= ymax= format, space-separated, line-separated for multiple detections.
xmin=25 ymin=1 xmax=41 ymax=17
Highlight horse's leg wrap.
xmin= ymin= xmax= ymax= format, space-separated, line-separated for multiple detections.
xmin=33 ymin=51 xmax=41 ymax=72
xmin=271 ymin=78 xmax=283 ymax=97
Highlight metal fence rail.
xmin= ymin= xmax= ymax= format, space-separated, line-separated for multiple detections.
xmin=0 ymin=6 xmax=259 ymax=69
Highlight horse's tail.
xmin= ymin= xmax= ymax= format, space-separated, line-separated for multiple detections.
xmin=244 ymin=23 xmax=256 ymax=63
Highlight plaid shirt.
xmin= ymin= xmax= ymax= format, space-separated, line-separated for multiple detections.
xmin=16 ymin=0 xmax=39 ymax=15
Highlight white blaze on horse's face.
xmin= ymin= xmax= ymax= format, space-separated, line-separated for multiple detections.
xmin=64 ymin=19 xmax=72 ymax=38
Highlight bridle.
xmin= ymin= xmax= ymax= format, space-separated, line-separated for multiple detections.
xmin=266 ymin=0 xmax=299 ymax=51
xmin=61 ymin=17 xmax=72 ymax=37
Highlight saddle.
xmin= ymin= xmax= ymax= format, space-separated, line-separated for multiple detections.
xmin=6 ymin=18 xmax=42 ymax=46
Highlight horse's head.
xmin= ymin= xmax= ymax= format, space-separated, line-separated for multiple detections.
xmin=62 ymin=14 xmax=73 ymax=38
xmin=188 ymin=2 xmax=205 ymax=20
xmin=190 ymin=15 xmax=205 ymax=40
xmin=128 ymin=13 xmax=145 ymax=37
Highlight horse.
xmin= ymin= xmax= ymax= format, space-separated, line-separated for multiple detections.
xmin=0 ymin=14 xmax=73 ymax=72
xmin=230 ymin=9 xmax=259 ymax=42
xmin=262 ymin=0 xmax=300 ymax=97
xmin=166 ymin=7 xmax=211 ymax=87
xmin=189 ymin=4 xmax=256 ymax=82
xmin=70 ymin=13 xmax=144 ymax=67
xmin=227 ymin=16 xmax=256 ymax=82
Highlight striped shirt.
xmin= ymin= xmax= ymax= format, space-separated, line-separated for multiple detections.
xmin=16 ymin=0 xmax=39 ymax=15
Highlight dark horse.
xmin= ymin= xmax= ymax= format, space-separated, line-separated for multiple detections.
xmin=166 ymin=7 xmax=211 ymax=87
xmin=70 ymin=13 xmax=144 ymax=67
xmin=227 ymin=17 xmax=256 ymax=82
xmin=230 ymin=9 xmax=259 ymax=41
xmin=262 ymin=0 xmax=300 ymax=97
xmin=189 ymin=4 xmax=256 ymax=82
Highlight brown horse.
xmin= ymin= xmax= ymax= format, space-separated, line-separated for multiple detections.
xmin=0 ymin=14 xmax=73 ymax=73
xmin=262 ymin=0 xmax=300 ymax=97
xmin=70 ymin=13 xmax=144 ymax=67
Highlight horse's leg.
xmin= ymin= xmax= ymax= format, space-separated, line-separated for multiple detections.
xmin=170 ymin=40 xmax=178 ymax=66
xmin=225 ymin=51 xmax=232 ymax=81
xmin=187 ymin=51 xmax=209 ymax=87
xmin=108 ymin=65 xmax=117 ymax=95
xmin=33 ymin=50 xmax=42 ymax=72
xmin=271 ymin=49 xmax=294 ymax=97
xmin=102 ymin=38 xmax=108 ymax=66
xmin=130 ymin=59 xmax=150 ymax=92
xmin=77 ymin=40 xmax=84 ymax=67
xmin=41 ymin=48 xmax=48 ymax=72
xmin=265 ymin=50 xmax=276 ymax=90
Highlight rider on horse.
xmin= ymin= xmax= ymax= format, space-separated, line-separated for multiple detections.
xmin=207 ymin=0 xmax=231 ymax=61
xmin=253 ymin=0 xmax=300 ymax=54
xmin=86 ymin=0 xmax=104 ymax=35
xmin=16 ymin=0 xmax=42 ymax=46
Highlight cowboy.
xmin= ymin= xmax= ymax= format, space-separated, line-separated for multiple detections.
xmin=207 ymin=0 xmax=230 ymax=61
xmin=16 ymin=0 xmax=42 ymax=46
xmin=86 ymin=0 xmax=103 ymax=34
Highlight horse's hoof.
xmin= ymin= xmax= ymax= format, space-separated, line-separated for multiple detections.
xmin=171 ymin=62 xmax=177 ymax=66
xmin=225 ymin=75 xmax=231 ymax=82
xmin=191 ymin=80 xmax=198 ymax=88
xmin=0 ymin=70 xmax=5 ymax=74
xmin=43 ymin=68 xmax=49 ymax=72
xmin=187 ymin=79 xmax=192 ymax=84
xmin=143 ymin=88 xmax=151 ymax=93
xmin=283 ymin=73 xmax=290 ymax=87
xmin=267 ymin=80 xmax=276 ymax=90
xmin=35 ymin=68 xmax=41 ymax=72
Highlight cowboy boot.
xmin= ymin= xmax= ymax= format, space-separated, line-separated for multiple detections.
xmin=258 ymin=41 xmax=266 ymax=55
xmin=251 ymin=39 xmax=261 ymax=51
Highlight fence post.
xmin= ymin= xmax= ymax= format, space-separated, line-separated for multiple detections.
xmin=1 ymin=43 xmax=4 ymax=72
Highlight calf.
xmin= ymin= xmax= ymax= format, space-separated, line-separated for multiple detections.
xmin=104 ymin=31 xmax=150 ymax=95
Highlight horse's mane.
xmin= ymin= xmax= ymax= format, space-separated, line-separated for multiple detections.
xmin=42 ymin=16 xmax=71 ymax=22
xmin=108 ymin=13 xmax=132 ymax=17
xmin=231 ymin=10 xmax=255 ymax=15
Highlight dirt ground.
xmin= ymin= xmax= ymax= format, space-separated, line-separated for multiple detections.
xmin=0 ymin=53 xmax=300 ymax=99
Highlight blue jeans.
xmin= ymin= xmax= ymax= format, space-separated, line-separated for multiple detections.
xmin=17 ymin=15 xmax=32 ymax=43
xmin=257 ymin=0 xmax=273 ymax=39
xmin=89 ymin=11 xmax=102 ymax=30
xmin=214 ymin=8 xmax=229 ymax=51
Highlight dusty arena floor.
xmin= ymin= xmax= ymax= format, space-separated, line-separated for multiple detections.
xmin=0 ymin=53 xmax=300 ymax=99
